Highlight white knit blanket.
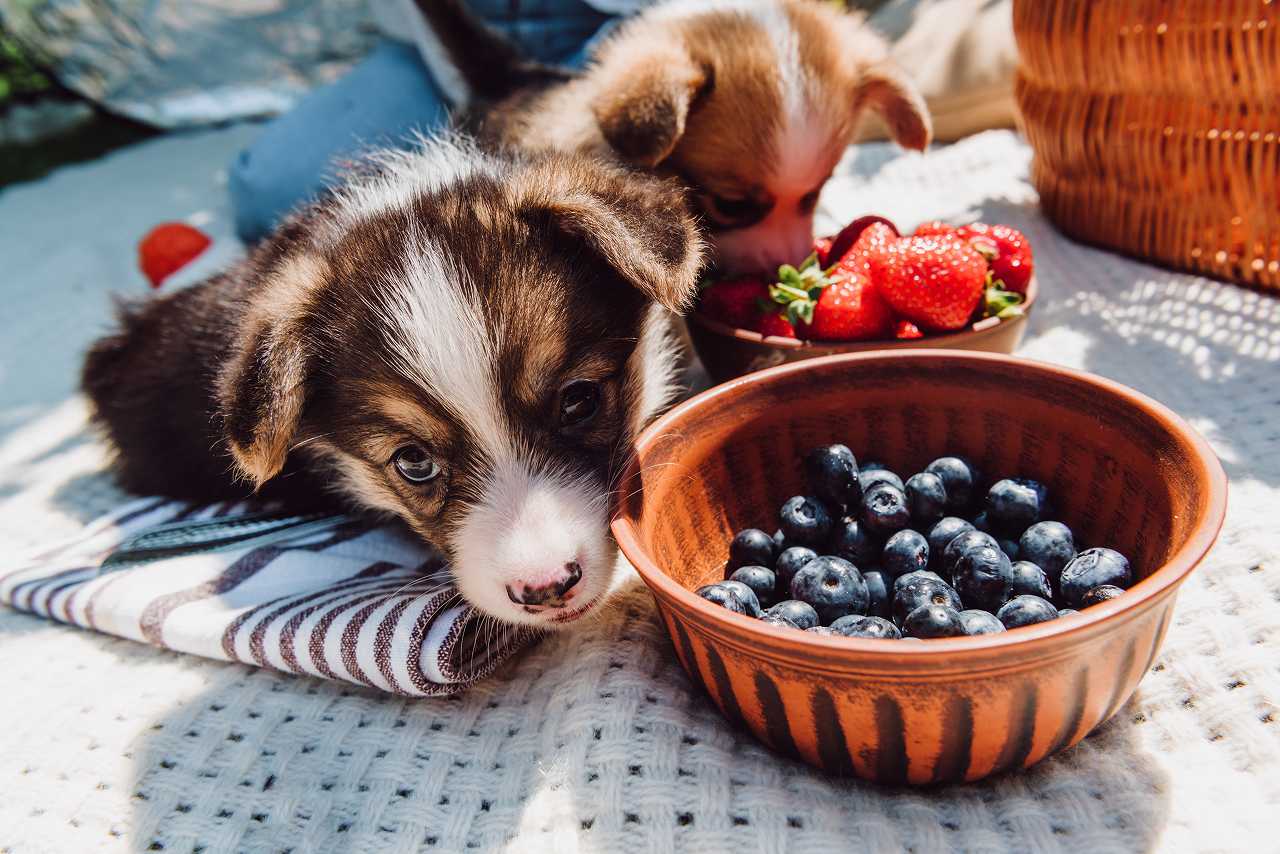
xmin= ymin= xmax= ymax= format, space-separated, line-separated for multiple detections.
xmin=1 ymin=128 xmax=1277 ymax=853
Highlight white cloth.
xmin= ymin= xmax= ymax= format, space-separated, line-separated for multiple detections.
xmin=1 ymin=128 xmax=1278 ymax=852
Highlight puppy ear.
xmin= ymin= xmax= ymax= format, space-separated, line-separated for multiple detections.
xmin=591 ymin=44 xmax=709 ymax=167
xmin=216 ymin=256 xmax=323 ymax=488
xmin=855 ymin=61 xmax=932 ymax=151
xmin=524 ymin=169 xmax=706 ymax=313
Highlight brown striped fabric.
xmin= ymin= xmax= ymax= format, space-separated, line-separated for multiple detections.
xmin=0 ymin=499 xmax=539 ymax=697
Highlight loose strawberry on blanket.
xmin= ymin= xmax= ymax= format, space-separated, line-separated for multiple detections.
xmin=871 ymin=234 xmax=988 ymax=331
xmin=959 ymin=223 xmax=1034 ymax=294
xmin=700 ymin=276 xmax=770 ymax=330
xmin=138 ymin=222 xmax=212 ymax=288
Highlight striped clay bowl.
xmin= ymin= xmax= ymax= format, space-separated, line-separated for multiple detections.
xmin=612 ymin=351 xmax=1227 ymax=784
xmin=687 ymin=277 xmax=1036 ymax=384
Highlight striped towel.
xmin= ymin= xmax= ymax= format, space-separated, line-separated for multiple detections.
xmin=0 ymin=499 xmax=539 ymax=696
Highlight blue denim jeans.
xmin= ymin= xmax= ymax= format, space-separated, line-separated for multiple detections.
xmin=229 ymin=0 xmax=615 ymax=242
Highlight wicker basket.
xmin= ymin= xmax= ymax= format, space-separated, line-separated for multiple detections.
xmin=1014 ymin=1 xmax=1280 ymax=292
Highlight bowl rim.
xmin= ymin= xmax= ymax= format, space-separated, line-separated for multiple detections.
xmin=611 ymin=349 xmax=1228 ymax=659
xmin=689 ymin=276 xmax=1038 ymax=350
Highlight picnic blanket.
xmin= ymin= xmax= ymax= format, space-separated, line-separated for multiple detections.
xmin=1 ymin=127 xmax=1278 ymax=854
xmin=0 ymin=499 xmax=536 ymax=697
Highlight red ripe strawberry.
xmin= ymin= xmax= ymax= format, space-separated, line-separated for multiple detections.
xmin=812 ymin=236 xmax=835 ymax=267
xmin=895 ymin=320 xmax=924 ymax=339
xmin=839 ymin=221 xmax=899 ymax=277
xmin=138 ymin=222 xmax=212 ymax=288
xmin=914 ymin=220 xmax=958 ymax=237
xmin=871 ymin=235 xmax=987 ymax=332
xmin=803 ymin=270 xmax=895 ymax=341
xmin=825 ymin=215 xmax=899 ymax=266
xmin=699 ymin=276 xmax=769 ymax=330
xmin=759 ymin=312 xmax=798 ymax=338
xmin=958 ymin=223 xmax=1034 ymax=294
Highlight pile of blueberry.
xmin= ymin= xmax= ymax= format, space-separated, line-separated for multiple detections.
xmin=696 ymin=445 xmax=1134 ymax=639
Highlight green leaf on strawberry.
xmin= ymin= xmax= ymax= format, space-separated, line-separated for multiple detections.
xmin=983 ymin=275 xmax=1025 ymax=319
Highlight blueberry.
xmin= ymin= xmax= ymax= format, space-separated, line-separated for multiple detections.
xmin=729 ymin=566 xmax=776 ymax=609
xmin=925 ymin=456 xmax=982 ymax=511
xmin=1060 ymin=548 xmax=1132 ymax=608
xmin=728 ymin=528 xmax=775 ymax=571
xmin=904 ymin=472 xmax=948 ymax=527
xmin=804 ymin=444 xmax=862 ymax=510
xmin=942 ymin=529 xmax=999 ymax=576
xmin=718 ymin=580 xmax=763 ymax=616
xmin=996 ymin=594 xmax=1058 ymax=629
xmin=1057 ymin=608 xmax=1080 ymax=618
xmin=807 ymin=626 xmax=836 ymax=636
xmin=829 ymin=614 xmax=901 ymax=639
xmin=997 ymin=539 xmax=1021 ymax=561
xmin=927 ymin=517 xmax=975 ymax=569
xmin=862 ymin=570 xmax=891 ymax=619
xmin=860 ymin=483 xmax=911 ymax=538
xmin=828 ymin=516 xmax=880 ymax=566
xmin=958 ymin=609 xmax=1006 ymax=635
xmin=893 ymin=574 xmax=962 ymax=625
xmin=893 ymin=569 xmax=946 ymax=593
xmin=773 ymin=528 xmax=787 ymax=554
xmin=1005 ymin=561 xmax=1052 ymax=601
xmin=859 ymin=462 xmax=905 ymax=493
xmin=903 ymin=604 xmax=966 ymax=638
xmin=972 ymin=511 xmax=992 ymax=533
xmin=764 ymin=599 xmax=820 ymax=630
xmin=882 ymin=529 xmax=929 ymax=581
xmin=789 ymin=555 xmax=869 ymax=624
xmin=696 ymin=582 xmax=758 ymax=616
xmin=779 ymin=495 xmax=834 ymax=547
xmin=774 ymin=546 xmax=818 ymax=599
xmin=1018 ymin=521 xmax=1077 ymax=584
xmin=1081 ymin=584 xmax=1125 ymax=608
xmin=985 ymin=478 xmax=1050 ymax=534
xmin=950 ymin=542 xmax=1014 ymax=612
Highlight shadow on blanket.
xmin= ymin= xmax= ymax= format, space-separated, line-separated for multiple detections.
xmin=118 ymin=583 xmax=1170 ymax=853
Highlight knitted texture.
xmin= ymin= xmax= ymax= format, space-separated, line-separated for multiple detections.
xmin=1 ymin=129 xmax=1278 ymax=852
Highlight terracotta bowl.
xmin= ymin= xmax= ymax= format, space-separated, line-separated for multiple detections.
xmin=611 ymin=351 xmax=1226 ymax=784
xmin=688 ymin=277 xmax=1037 ymax=384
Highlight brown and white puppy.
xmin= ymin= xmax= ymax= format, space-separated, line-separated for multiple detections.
xmin=82 ymin=137 xmax=704 ymax=628
xmin=416 ymin=0 xmax=931 ymax=274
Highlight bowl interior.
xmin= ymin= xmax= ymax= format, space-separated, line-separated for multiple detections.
xmin=622 ymin=352 xmax=1218 ymax=596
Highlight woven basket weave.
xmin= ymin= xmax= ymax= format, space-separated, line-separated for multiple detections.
xmin=1014 ymin=1 xmax=1280 ymax=292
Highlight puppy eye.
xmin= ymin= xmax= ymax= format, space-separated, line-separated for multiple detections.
xmin=558 ymin=380 xmax=601 ymax=428
xmin=392 ymin=445 xmax=441 ymax=483
xmin=711 ymin=194 xmax=757 ymax=218
xmin=703 ymin=193 xmax=771 ymax=229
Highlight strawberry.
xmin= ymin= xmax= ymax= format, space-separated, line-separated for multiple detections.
xmin=871 ymin=235 xmax=987 ymax=332
xmin=767 ymin=255 xmax=894 ymax=341
xmin=812 ymin=236 xmax=835 ymax=267
xmin=138 ymin=222 xmax=212 ymax=288
xmin=759 ymin=312 xmax=798 ymax=338
xmin=825 ymin=215 xmax=899 ymax=267
xmin=958 ymin=223 xmax=1034 ymax=294
xmin=699 ymin=276 xmax=769 ymax=330
xmin=895 ymin=320 xmax=924 ymax=339
xmin=914 ymin=220 xmax=958 ymax=237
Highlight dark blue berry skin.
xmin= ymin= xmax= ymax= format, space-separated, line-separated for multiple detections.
xmin=985 ymin=478 xmax=1050 ymax=534
xmin=862 ymin=570 xmax=891 ymax=619
xmin=773 ymin=529 xmax=787 ymax=555
xmin=860 ymin=483 xmax=911 ymax=538
xmin=996 ymin=594 xmax=1058 ymax=629
xmin=1006 ymin=561 xmax=1052 ymax=601
xmin=927 ymin=517 xmax=975 ymax=569
xmin=829 ymin=615 xmax=901 ymax=639
xmin=696 ymin=583 xmax=758 ymax=616
xmin=805 ymin=444 xmax=862 ymax=510
xmin=893 ymin=574 xmax=963 ymax=625
xmin=904 ymin=472 xmax=948 ymax=527
xmin=1057 ymin=608 xmax=1080 ymax=618
xmin=882 ymin=529 xmax=929 ymax=581
xmin=807 ymin=626 xmax=836 ymax=636
xmin=828 ymin=516 xmax=880 ymax=566
xmin=903 ymin=604 xmax=966 ymax=638
xmin=972 ymin=511 xmax=992 ymax=533
xmin=790 ymin=556 xmax=869 ymax=625
xmin=779 ymin=495 xmax=835 ymax=547
xmin=728 ymin=528 xmax=776 ymax=571
xmin=942 ymin=530 xmax=999 ymax=576
xmin=718 ymin=580 xmax=763 ymax=617
xmin=997 ymin=539 xmax=1021 ymax=561
xmin=729 ymin=566 xmax=776 ymax=609
xmin=764 ymin=599 xmax=820 ymax=630
xmin=1081 ymin=584 xmax=1125 ymax=608
xmin=1018 ymin=521 xmax=1077 ymax=584
xmin=773 ymin=546 xmax=818 ymax=600
xmin=925 ymin=456 xmax=982 ymax=512
xmin=1060 ymin=548 xmax=1132 ymax=608
xmin=893 ymin=569 xmax=945 ymax=593
xmin=859 ymin=462 xmax=906 ymax=493
xmin=950 ymin=542 xmax=1015 ymax=612
xmin=959 ymin=609 xmax=1006 ymax=635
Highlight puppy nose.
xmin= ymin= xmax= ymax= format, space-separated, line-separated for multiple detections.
xmin=505 ymin=561 xmax=582 ymax=608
